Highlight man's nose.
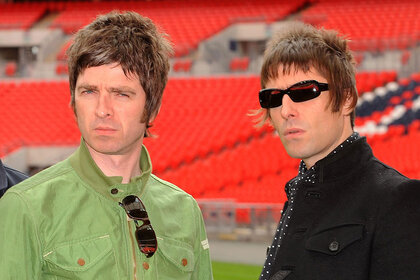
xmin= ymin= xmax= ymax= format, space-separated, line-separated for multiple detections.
xmin=95 ymin=94 xmax=113 ymax=118
xmin=280 ymin=94 xmax=298 ymax=119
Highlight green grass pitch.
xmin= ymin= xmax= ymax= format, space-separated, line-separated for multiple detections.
xmin=212 ymin=261 xmax=262 ymax=280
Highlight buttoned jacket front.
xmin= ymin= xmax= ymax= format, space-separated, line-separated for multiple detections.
xmin=269 ymin=137 xmax=420 ymax=280
xmin=0 ymin=141 xmax=212 ymax=279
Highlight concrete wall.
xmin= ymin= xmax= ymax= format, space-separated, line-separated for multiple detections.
xmin=3 ymin=146 xmax=77 ymax=173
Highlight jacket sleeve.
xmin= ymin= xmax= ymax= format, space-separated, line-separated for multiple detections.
xmin=190 ymin=198 xmax=213 ymax=280
xmin=370 ymin=179 xmax=420 ymax=279
xmin=0 ymin=191 xmax=42 ymax=279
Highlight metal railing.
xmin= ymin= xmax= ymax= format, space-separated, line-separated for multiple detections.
xmin=198 ymin=199 xmax=284 ymax=241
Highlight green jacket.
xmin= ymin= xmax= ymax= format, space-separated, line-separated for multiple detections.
xmin=0 ymin=141 xmax=213 ymax=279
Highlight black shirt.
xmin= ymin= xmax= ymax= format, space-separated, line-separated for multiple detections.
xmin=260 ymin=132 xmax=360 ymax=280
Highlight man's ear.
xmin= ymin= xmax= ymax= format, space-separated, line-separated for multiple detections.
xmin=343 ymin=91 xmax=355 ymax=116
xmin=71 ymin=102 xmax=77 ymax=119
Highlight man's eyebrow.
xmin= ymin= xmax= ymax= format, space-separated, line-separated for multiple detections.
xmin=76 ymin=84 xmax=98 ymax=91
xmin=108 ymin=86 xmax=137 ymax=94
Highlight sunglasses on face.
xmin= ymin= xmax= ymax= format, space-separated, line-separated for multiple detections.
xmin=119 ymin=195 xmax=157 ymax=258
xmin=259 ymin=80 xmax=329 ymax=109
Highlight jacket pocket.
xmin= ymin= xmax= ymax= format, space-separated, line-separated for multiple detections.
xmin=305 ymin=224 xmax=364 ymax=256
xmin=153 ymin=237 xmax=195 ymax=279
xmin=43 ymin=234 xmax=119 ymax=279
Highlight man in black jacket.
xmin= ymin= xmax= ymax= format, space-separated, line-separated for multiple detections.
xmin=256 ymin=21 xmax=420 ymax=280
xmin=0 ymin=160 xmax=28 ymax=197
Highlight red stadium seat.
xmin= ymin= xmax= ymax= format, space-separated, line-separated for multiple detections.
xmin=229 ymin=57 xmax=249 ymax=72
xmin=4 ymin=62 xmax=17 ymax=77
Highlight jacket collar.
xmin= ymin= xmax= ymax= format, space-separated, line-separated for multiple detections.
xmin=69 ymin=139 xmax=153 ymax=202
xmin=0 ymin=160 xmax=7 ymax=192
xmin=314 ymin=136 xmax=373 ymax=183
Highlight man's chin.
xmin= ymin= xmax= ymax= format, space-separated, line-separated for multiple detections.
xmin=284 ymin=145 xmax=309 ymax=160
xmin=91 ymin=145 xmax=123 ymax=155
xmin=85 ymin=140 xmax=118 ymax=155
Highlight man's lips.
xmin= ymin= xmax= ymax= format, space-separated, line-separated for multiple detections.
xmin=94 ymin=127 xmax=117 ymax=134
xmin=284 ymin=128 xmax=305 ymax=136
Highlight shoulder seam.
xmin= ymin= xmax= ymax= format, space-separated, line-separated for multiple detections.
xmin=10 ymin=162 xmax=74 ymax=193
xmin=371 ymin=157 xmax=407 ymax=178
xmin=149 ymin=174 xmax=192 ymax=196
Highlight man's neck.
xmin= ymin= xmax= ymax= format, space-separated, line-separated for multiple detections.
xmin=85 ymin=143 xmax=142 ymax=184
xmin=303 ymin=128 xmax=355 ymax=169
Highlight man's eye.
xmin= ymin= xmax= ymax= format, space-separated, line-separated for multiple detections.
xmin=82 ymin=90 xmax=94 ymax=94
xmin=117 ymin=92 xmax=129 ymax=97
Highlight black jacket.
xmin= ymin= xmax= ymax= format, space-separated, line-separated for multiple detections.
xmin=269 ymin=137 xmax=420 ymax=280
xmin=0 ymin=160 xmax=28 ymax=198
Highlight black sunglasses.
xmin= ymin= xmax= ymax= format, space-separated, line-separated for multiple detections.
xmin=259 ymin=80 xmax=329 ymax=109
xmin=119 ymin=195 xmax=157 ymax=258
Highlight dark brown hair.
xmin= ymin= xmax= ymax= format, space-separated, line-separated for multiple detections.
xmin=67 ymin=11 xmax=173 ymax=137
xmin=257 ymin=21 xmax=358 ymax=127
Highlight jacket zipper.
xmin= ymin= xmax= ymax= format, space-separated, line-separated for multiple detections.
xmin=127 ymin=218 xmax=138 ymax=280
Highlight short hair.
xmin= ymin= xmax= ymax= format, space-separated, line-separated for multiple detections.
xmin=67 ymin=11 xmax=173 ymax=137
xmin=257 ymin=21 xmax=358 ymax=127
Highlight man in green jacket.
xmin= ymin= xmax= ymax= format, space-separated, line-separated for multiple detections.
xmin=0 ymin=11 xmax=213 ymax=279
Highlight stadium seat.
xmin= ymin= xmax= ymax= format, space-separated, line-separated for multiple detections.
xmin=229 ymin=57 xmax=249 ymax=72
xmin=4 ymin=62 xmax=17 ymax=77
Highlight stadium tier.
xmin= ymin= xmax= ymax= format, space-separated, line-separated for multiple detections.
xmin=0 ymin=80 xmax=79 ymax=156
xmin=1 ymin=71 xmax=418 ymax=205
xmin=49 ymin=0 xmax=306 ymax=57
xmin=2 ymin=0 xmax=418 ymax=69
xmin=301 ymin=0 xmax=420 ymax=51
xmin=0 ymin=3 xmax=47 ymax=30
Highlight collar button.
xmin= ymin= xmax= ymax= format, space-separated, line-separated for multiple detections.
xmin=329 ymin=241 xmax=339 ymax=252
xmin=110 ymin=188 xmax=118 ymax=195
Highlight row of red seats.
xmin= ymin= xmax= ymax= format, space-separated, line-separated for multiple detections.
xmin=0 ymin=71 xmax=400 ymax=160
xmin=357 ymin=71 xmax=397 ymax=95
xmin=0 ymin=81 xmax=78 ymax=157
xmin=355 ymin=91 xmax=420 ymax=128
xmin=147 ymin=72 xmax=396 ymax=170
xmin=206 ymin=126 xmax=420 ymax=223
xmin=369 ymin=128 xmax=420 ymax=179
xmin=49 ymin=0 xmax=306 ymax=56
xmin=364 ymin=121 xmax=420 ymax=145
xmin=301 ymin=0 xmax=420 ymax=51
xmin=0 ymin=74 xmax=419 ymax=203
xmin=198 ymin=127 xmax=420 ymax=204
xmin=143 ymin=76 xmax=264 ymax=171
xmin=0 ymin=4 xmax=46 ymax=30
xmin=155 ymin=133 xmax=299 ymax=197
